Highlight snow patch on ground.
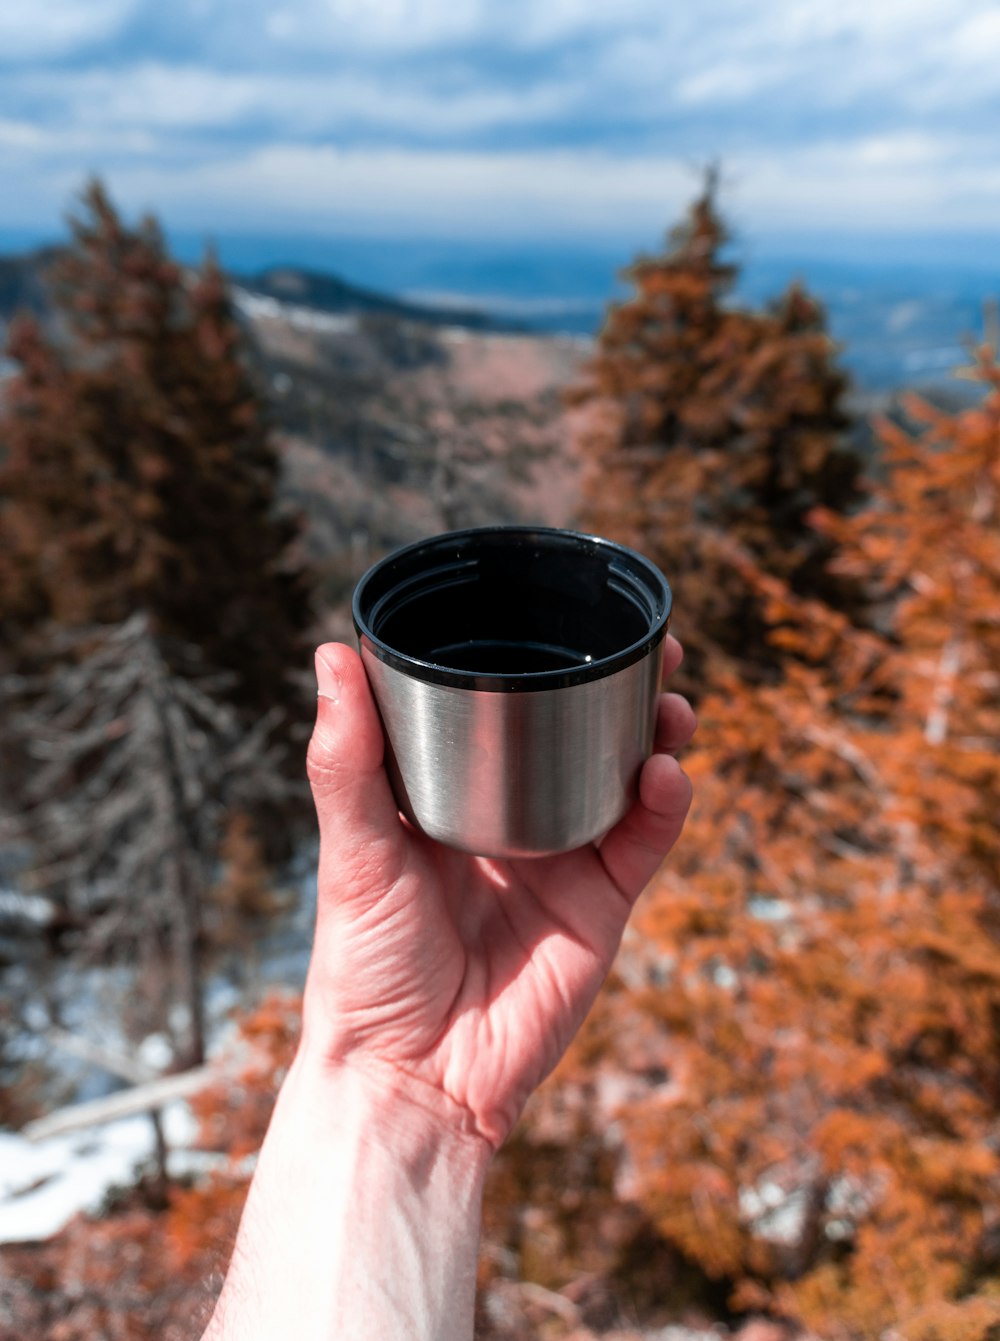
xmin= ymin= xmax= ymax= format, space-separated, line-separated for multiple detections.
xmin=0 ymin=1102 xmax=199 ymax=1243
xmin=232 ymin=288 xmax=358 ymax=335
xmin=0 ymin=859 xmax=316 ymax=1244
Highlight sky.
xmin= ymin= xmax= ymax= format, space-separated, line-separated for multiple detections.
xmin=2 ymin=0 xmax=1000 ymax=268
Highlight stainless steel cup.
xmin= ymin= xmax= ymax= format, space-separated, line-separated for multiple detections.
xmin=352 ymin=526 xmax=671 ymax=858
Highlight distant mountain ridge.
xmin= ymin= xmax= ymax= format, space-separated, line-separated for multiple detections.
xmin=0 ymin=248 xmax=513 ymax=336
xmin=1 ymin=242 xmax=995 ymax=393
xmin=235 ymin=263 xmax=504 ymax=330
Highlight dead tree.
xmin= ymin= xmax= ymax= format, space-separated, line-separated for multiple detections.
xmin=7 ymin=614 xmax=290 ymax=1071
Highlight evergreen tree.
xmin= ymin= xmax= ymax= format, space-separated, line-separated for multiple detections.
xmin=0 ymin=182 xmax=317 ymax=1131
xmin=554 ymin=344 xmax=1000 ymax=1338
xmin=0 ymin=180 xmax=314 ymax=730
xmin=568 ymin=173 xmax=866 ymax=694
xmin=9 ymin=616 xmax=290 ymax=1069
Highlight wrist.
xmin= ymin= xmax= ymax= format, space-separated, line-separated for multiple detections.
xmin=287 ymin=1042 xmax=493 ymax=1173
xmin=206 ymin=1045 xmax=490 ymax=1341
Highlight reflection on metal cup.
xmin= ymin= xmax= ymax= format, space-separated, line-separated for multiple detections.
xmin=352 ymin=526 xmax=672 ymax=858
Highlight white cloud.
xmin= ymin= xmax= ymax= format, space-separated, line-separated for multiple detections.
xmin=72 ymin=66 xmax=261 ymax=130
xmin=775 ymin=0 xmax=961 ymax=45
xmin=506 ymin=0 xmax=663 ymax=49
xmin=3 ymin=0 xmax=1000 ymax=242
xmin=17 ymin=132 xmax=987 ymax=242
xmin=0 ymin=0 xmax=137 ymax=61
xmin=951 ymin=4 xmax=1000 ymax=55
xmin=0 ymin=119 xmax=47 ymax=148
xmin=243 ymin=0 xmax=489 ymax=53
xmin=5 ymin=0 xmax=999 ymax=140
xmin=853 ymin=132 xmax=951 ymax=167
xmin=592 ymin=0 xmax=1000 ymax=122
xmin=256 ymin=0 xmax=662 ymax=54
xmin=733 ymin=131 xmax=1000 ymax=230
xmin=106 ymin=144 xmax=697 ymax=236
xmin=6 ymin=62 xmax=577 ymax=141
xmin=675 ymin=58 xmax=786 ymax=107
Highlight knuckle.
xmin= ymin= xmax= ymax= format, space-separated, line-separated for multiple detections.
xmin=306 ymin=737 xmax=345 ymax=792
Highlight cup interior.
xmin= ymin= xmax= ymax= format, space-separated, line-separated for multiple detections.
xmin=354 ymin=528 xmax=671 ymax=688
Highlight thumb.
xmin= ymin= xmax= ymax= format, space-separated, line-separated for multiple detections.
xmin=306 ymin=643 xmax=407 ymax=890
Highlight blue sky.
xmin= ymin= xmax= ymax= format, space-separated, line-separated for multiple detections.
xmin=2 ymin=0 xmax=1000 ymax=261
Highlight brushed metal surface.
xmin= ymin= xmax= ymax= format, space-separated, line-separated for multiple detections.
xmin=361 ymin=640 xmax=664 ymax=857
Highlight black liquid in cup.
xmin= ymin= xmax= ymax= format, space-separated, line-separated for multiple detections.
xmin=355 ymin=526 xmax=669 ymax=688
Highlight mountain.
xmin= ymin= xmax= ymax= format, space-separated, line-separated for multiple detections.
xmin=0 ymin=245 xmax=583 ymax=627
xmin=233 ymin=264 xmax=506 ymax=330
xmin=220 ymin=238 xmax=997 ymax=395
xmin=0 ymin=248 xmax=514 ymax=338
xmin=2 ymin=240 xmax=995 ymax=394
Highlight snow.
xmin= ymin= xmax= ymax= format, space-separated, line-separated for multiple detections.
xmin=747 ymin=895 xmax=793 ymax=922
xmin=0 ymin=1101 xmax=199 ymax=1244
xmin=0 ymin=860 xmax=316 ymax=1245
xmin=231 ymin=287 xmax=358 ymax=335
xmin=0 ymin=887 xmax=56 ymax=927
xmin=739 ymin=1178 xmax=809 ymax=1246
xmin=136 ymin=1032 xmax=174 ymax=1073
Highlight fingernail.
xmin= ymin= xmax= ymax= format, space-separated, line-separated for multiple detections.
xmin=315 ymin=649 xmax=341 ymax=704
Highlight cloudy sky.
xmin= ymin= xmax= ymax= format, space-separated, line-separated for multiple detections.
xmin=2 ymin=0 xmax=1000 ymax=261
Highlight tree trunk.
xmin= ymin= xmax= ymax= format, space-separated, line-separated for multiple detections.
xmin=168 ymin=848 xmax=207 ymax=1068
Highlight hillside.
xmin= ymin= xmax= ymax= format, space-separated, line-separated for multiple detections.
xmin=236 ymin=288 xmax=585 ymax=639
xmin=0 ymin=246 xmax=586 ymax=639
xmin=235 ymin=262 xmax=507 ymax=330
xmin=0 ymin=244 xmax=965 ymax=646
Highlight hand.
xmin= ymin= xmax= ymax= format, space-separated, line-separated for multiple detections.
xmin=302 ymin=636 xmax=695 ymax=1148
xmin=203 ymin=637 xmax=694 ymax=1340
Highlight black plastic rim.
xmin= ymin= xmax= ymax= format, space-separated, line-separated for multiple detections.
xmin=352 ymin=526 xmax=672 ymax=693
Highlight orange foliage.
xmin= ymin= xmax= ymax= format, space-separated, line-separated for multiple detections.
xmin=567 ymin=174 xmax=865 ymax=697
xmin=0 ymin=994 xmax=300 ymax=1341
xmin=205 ymin=811 xmax=293 ymax=965
xmin=0 ymin=180 xmax=314 ymax=733
xmin=553 ymin=346 xmax=1000 ymax=1337
xmin=6 ymin=210 xmax=1000 ymax=1336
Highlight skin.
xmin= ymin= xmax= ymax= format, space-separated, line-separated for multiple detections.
xmin=203 ymin=637 xmax=695 ymax=1341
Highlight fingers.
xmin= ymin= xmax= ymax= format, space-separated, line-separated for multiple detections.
xmin=306 ymin=643 xmax=407 ymax=890
xmin=575 ymin=684 xmax=695 ymax=912
xmin=598 ymin=753 xmax=693 ymax=905
xmin=654 ymin=693 xmax=698 ymax=755
xmin=661 ymin=633 xmax=684 ymax=683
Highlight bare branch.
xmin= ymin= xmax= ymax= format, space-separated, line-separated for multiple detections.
xmin=22 ymin=1065 xmax=217 ymax=1142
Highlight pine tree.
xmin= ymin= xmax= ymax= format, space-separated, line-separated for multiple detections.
xmin=568 ymin=173 xmax=865 ymax=695
xmin=0 ymin=180 xmax=314 ymax=731
xmin=553 ymin=342 xmax=1000 ymax=1338
xmin=0 ymin=183 xmax=316 ymax=1141
xmin=8 ymin=616 xmax=290 ymax=1068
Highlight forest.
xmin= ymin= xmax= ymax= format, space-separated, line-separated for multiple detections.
xmin=0 ymin=177 xmax=998 ymax=1341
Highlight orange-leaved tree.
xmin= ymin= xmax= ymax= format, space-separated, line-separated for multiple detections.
xmin=567 ymin=173 xmax=866 ymax=696
xmin=0 ymin=179 xmax=314 ymax=728
xmin=556 ymin=343 xmax=1000 ymax=1338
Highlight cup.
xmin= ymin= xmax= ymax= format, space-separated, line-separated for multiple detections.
xmin=352 ymin=526 xmax=671 ymax=858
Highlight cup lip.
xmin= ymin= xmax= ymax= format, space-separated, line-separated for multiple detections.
xmin=352 ymin=525 xmax=672 ymax=694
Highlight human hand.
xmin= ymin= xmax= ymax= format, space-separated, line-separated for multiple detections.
xmin=301 ymin=636 xmax=695 ymax=1149
xmin=203 ymin=636 xmax=694 ymax=1340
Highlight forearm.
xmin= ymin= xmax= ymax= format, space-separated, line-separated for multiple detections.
xmin=202 ymin=1050 xmax=491 ymax=1341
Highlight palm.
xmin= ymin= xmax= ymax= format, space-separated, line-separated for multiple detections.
xmin=304 ymin=641 xmax=694 ymax=1147
xmin=311 ymin=836 xmax=632 ymax=1143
